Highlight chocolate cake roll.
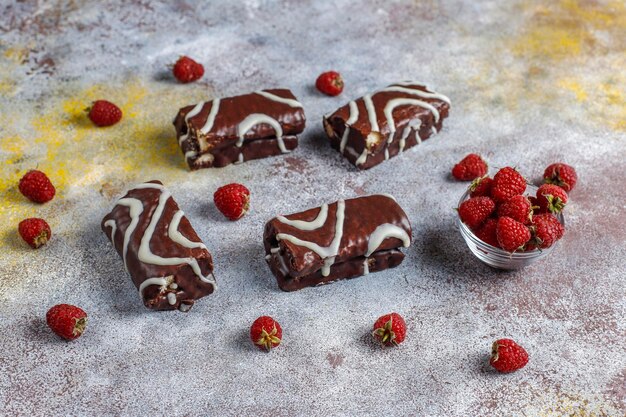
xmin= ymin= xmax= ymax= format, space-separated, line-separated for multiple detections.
xmin=101 ymin=180 xmax=216 ymax=312
xmin=263 ymin=194 xmax=412 ymax=291
xmin=174 ymin=89 xmax=306 ymax=170
xmin=323 ymin=82 xmax=451 ymax=169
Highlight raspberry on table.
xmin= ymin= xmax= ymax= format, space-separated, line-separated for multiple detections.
xmin=250 ymin=316 xmax=282 ymax=351
xmin=213 ymin=183 xmax=250 ymax=221
xmin=18 ymin=170 xmax=56 ymax=203
xmin=490 ymin=338 xmax=529 ymax=373
xmin=46 ymin=304 xmax=88 ymax=341
xmin=88 ymin=100 xmax=122 ymax=127
xmin=18 ymin=218 xmax=51 ymax=248
xmin=316 ymin=71 xmax=344 ymax=96
xmin=372 ymin=312 xmax=406 ymax=346
xmin=173 ymin=56 xmax=204 ymax=83
xmin=452 ymin=153 xmax=488 ymax=181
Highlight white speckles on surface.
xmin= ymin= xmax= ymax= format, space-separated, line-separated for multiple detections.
xmin=0 ymin=0 xmax=625 ymax=416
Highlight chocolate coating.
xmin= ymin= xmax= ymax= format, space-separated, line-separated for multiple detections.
xmin=101 ymin=180 xmax=216 ymax=311
xmin=174 ymin=89 xmax=306 ymax=170
xmin=323 ymin=82 xmax=450 ymax=170
xmin=264 ymin=195 xmax=412 ymax=291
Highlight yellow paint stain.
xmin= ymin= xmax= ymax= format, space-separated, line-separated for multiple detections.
xmin=511 ymin=0 xmax=626 ymax=60
xmin=557 ymin=78 xmax=588 ymax=101
xmin=0 ymin=77 xmax=211 ymax=237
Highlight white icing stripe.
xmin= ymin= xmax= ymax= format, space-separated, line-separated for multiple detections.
xmin=355 ymin=148 xmax=368 ymax=166
xmin=115 ymin=198 xmax=144 ymax=272
xmin=363 ymin=258 xmax=369 ymax=275
xmin=236 ymin=153 xmax=244 ymax=164
xmin=178 ymin=101 xmax=204 ymax=145
xmin=400 ymin=119 xmax=422 ymax=153
xmin=200 ymin=98 xmax=221 ymax=134
xmin=366 ymin=224 xmax=411 ymax=257
xmin=168 ymin=210 xmax=207 ymax=250
xmin=346 ymin=101 xmax=359 ymax=125
xmin=431 ymin=126 xmax=437 ymax=136
xmin=136 ymin=186 xmax=216 ymax=286
xmin=255 ymin=90 xmax=303 ymax=108
xmin=340 ymin=101 xmax=359 ymax=154
xmin=363 ymin=94 xmax=379 ymax=132
xmin=237 ymin=113 xmax=289 ymax=153
xmin=383 ymin=85 xmax=451 ymax=105
xmin=104 ymin=219 xmax=117 ymax=243
xmin=139 ymin=277 xmax=168 ymax=296
xmin=276 ymin=204 xmax=328 ymax=230
xmin=384 ymin=97 xmax=441 ymax=129
xmin=276 ymin=200 xmax=345 ymax=277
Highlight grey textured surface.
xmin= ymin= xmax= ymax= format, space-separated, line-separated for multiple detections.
xmin=0 ymin=1 xmax=625 ymax=416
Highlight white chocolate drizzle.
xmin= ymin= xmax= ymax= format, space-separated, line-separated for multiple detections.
xmin=276 ymin=204 xmax=328 ymax=230
xmin=199 ymin=98 xmax=221 ymax=134
xmin=276 ymin=200 xmax=346 ymax=277
xmin=340 ymin=101 xmax=359 ymax=154
xmin=139 ymin=277 xmax=168 ymax=297
xmin=363 ymin=94 xmax=380 ymax=133
xmin=363 ymin=258 xmax=370 ymax=275
xmin=178 ymin=102 xmax=204 ymax=146
xmin=104 ymin=219 xmax=117 ymax=243
xmin=168 ymin=210 xmax=207 ymax=250
xmin=237 ymin=113 xmax=289 ymax=161
xmin=106 ymin=182 xmax=216 ymax=299
xmin=366 ymin=223 xmax=411 ymax=257
xmin=255 ymin=90 xmax=303 ymax=108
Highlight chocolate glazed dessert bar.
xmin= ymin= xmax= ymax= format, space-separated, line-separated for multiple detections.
xmin=323 ymin=82 xmax=451 ymax=169
xmin=264 ymin=195 xmax=412 ymax=291
xmin=174 ymin=89 xmax=306 ymax=170
xmin=102 ymin=180 xmax=216 ymax=312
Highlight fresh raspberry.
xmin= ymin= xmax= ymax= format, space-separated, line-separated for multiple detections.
xmin=250 ymin=316 xmax=282 ymax=351
xmin=213 ymin=183 xmax=250 ymax=221
xmin=474 ymin=218 xmax=500 ymax=248
xmin=536 ymin=184 xmax=568 ymax=214
xmin=496 ymin=216 xmax=531 ymax=252
xmin=18 ymin=218 xmax=51 ymax=249
xmin=372 ymin=312 xmax=406 ymax=346
xmin=469 ymin=176 xmax=494 ymax=198
xmin=46 ymin=304 xmax=88 ymax=341
xmin=18 ymin=170 xmax=56 ymax=203
xmin=490 ymin=338 xmax=529 ymax=373
xmin=452 ymin=153 xmax=488 ymax=181
xmin=491 ymin=167 xmax=526 ymax=203
xmin=88 ymin=100 xmax=122 ymax=127
xmin=497 ymin=195 xmax=533 ymax=224
xmin=543 ymin=162 xmax=577 ymax=192
xmin=315 ymin=71 xmax=344 ymax=96
xmin=173 ymin=56 xmax=204 ymax=83
xmin=458 ymin=196 xmax=496 ymax=229
xmin=528 ymin=213 xmax=565 ymax=250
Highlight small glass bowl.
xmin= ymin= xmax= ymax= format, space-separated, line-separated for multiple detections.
xmin=456 ymin=184 xmax=565 ymax=270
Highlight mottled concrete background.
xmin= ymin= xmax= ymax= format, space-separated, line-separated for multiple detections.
xmin=0 ymin=0 xmax=624 ymax=416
